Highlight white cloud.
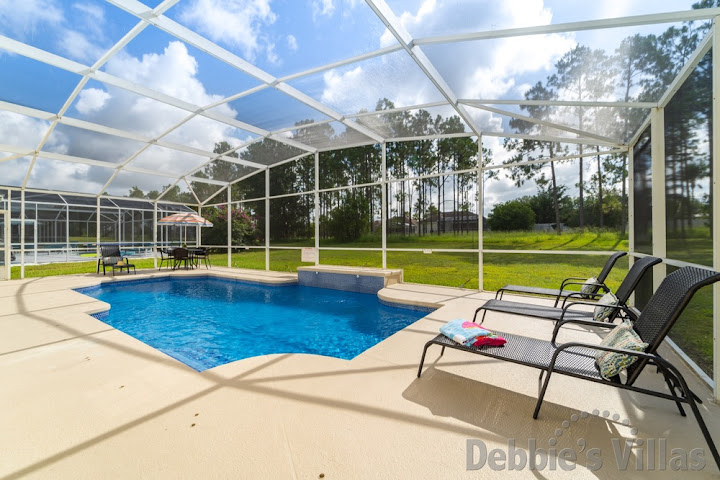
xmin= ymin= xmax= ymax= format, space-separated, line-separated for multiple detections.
xmin=460 ymin=34 xmax=574 ymax=100
xmin=312 ymin=0 xmax=335 ymax=20
xmin=0 ymin=156 xmax=31 ymax=187
xmin=59 ymin=29 xmax=105 ymax=63
xmin=107 ymin=42 xmax=202 ymax=100
xmin=380 ymin=0 xmax=437 ymax=47
xmin=316 ymin=53 xmax=445 ymax=115
xmin=75 ymin=88 xmax=111 ymax=115
xmin=0 ymin=112 xmax=51 ymax=149
xmin=103 ymin=169 xmax=181 ymax=196
xmin=178 ymin=0 xmax=276 ymax=61
xmin=265 ymin=42 xmax=280 ymax=64
xmin=165 ymin=115 xmax=251 ymax=153
xmin=72 ymin=2 xmax=104 ymax=22
xmin=320 ymin=0 xmax=575 ymax=133
xmin=27 ymin=159 xmax=112 ymax=194
xmin=19 ymin=40 xmax=246 ymax=195
xmin=71 ymin=2 xmax=105 ymax=38
xmin=286 ymin=34 xmax=298 ymax=52
xmin=0 ymin=1 xmax=109 ymax=63
xmin=321 ymin=66 xmax=365 ymax=107
xmin=0 ymin=0 xmax=63 ymax=39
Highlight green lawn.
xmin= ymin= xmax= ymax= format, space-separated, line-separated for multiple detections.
xmin=314 ymin=229 xmax=630 ymax=251
xmin=8 ymin=228 xmax=712 ymax=378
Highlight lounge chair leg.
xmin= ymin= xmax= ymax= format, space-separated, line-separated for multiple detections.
xmin=684 ymin=381 xmax=720 ymax=469
xmin=660 ymin=370 xmax=686 ymax=417
xmin=440 ymin=346 xmax=445 ymax=356
xmin=662 ymin=364 xmax=720 ymax=469
xmin=537 ymin=370 xmax=545 ymax=394
xmin=417 ymin=342 xmax=433 ymax=378
xmin=533 ymin=369 xmax=553 ymax=420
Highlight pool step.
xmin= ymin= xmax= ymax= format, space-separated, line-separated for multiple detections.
xmin=297 ymin=266 xmax=403 ymax=294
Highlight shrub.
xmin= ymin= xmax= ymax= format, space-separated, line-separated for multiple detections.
xmin=202 ymin=206 xmax=261 ymax=246
xmin=488 ymin=200 xmax=536 ymax=231
xmin=327 ymin=194 xmax=371 ymax=242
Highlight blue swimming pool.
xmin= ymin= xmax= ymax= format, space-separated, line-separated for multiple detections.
xmin=77 ymin=277 xmax=432 ymax=371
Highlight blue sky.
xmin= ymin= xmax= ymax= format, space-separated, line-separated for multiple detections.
xmin=0 ymin=0 xmax=702 ymax=197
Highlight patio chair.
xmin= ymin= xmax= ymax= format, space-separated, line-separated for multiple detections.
xmin=172 ymin=247 xmax=190 ymax=270
xmin=158 ymin=247 xmax=175 ymax=270
xmin=474 ymin=256 xmax=661 ymax=326
xmin=192 ymin=247 xmax=210 ymax=269
xmin=495 ymin=251 xmax=627 ymax=306
xmin=97 ymin=245 xmax=135 ymax=276
xmin=417 ymin=266 xmax=720 ymax=469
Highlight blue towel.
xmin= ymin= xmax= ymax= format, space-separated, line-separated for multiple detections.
xmin=440 ymin=318 xmax=491 ymax=345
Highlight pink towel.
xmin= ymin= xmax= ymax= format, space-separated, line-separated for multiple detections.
xmin=472 ymin=333 xmax=507 ymax=347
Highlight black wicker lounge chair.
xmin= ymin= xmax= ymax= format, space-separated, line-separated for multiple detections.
xmin=495 ymin=251 xmax=627 ymax=306
xmin=97 ymin=245 xmax=136 ymax=276
xmin=475 ymin=256 xmax=661 ymax=325
xmin=418 ymin=266 xmax=720 ymax=469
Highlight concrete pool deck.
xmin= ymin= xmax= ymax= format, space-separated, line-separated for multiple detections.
xmin=1 ymin=267 xmax=719 ymax=478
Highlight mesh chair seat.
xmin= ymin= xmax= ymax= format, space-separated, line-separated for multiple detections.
xmin=480 ymin=299 xmax=594 ymax=322
xmin=427 ymin=333 xmax=602 ymax=380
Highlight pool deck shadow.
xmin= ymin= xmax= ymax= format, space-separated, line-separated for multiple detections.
xmin=1 ymin=267 xmax=719 ymax=479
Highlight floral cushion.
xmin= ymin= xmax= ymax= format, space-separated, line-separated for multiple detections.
xmin=593 ymin=292 xmax=619 ymax=322
xmin=580 ymin=277 xmax=598 ymax=295
xmin=595 ymin=321 xmax=648 ymax=380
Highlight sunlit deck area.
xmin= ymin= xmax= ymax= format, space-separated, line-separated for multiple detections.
xmin=1 ymin=270 xmax=718 ymax=478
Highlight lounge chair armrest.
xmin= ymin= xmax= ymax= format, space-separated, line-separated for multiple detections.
xmin=559 ymin=276 xmax=590 ymax=289
xmin=560 ymin=291 xmax=605 ymax=308
xmin=551 ymin=314 xmax=626 ymax=342
xmin=561 ymin=281 xmax=608 ymax=290
xmin=560 ymin=299 xmax=609 ymax=311
xmin=564 ymin=291 xmax=604 ymax=300
xmin=548 ymin=341 xmax=661 ymax=378
xmin=553 ymin=341 xmax=657 ymax=360
xmin=558 ymin=301 xmax=629 ymax=325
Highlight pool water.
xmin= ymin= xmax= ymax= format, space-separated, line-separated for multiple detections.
xmin=77 ymin=277 xmax=432 ymax=371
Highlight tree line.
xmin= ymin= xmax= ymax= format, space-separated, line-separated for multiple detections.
xmin=128 ymin=0 xmax=715 ymax=241
xmin=503 ymin=0 xmax=714 ymax=234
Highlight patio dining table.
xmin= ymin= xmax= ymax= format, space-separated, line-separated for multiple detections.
xmin=169 ymin=247 xmax=206 ymax=270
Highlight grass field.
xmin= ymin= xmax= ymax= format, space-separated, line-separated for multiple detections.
xmin=7 ymin=229 xmax=713 ymax=377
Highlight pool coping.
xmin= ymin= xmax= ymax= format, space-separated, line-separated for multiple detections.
xmin=75 ymin=269 xmax=438 ymax=371
xmin=68 ymin=267 xmax=450 ymax=313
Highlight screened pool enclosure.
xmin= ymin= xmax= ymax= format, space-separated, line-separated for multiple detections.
xmin=1 ymin=1 xmax=719 ymax=398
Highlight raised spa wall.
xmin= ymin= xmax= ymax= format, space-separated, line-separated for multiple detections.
xmin=296 ymin=266 xmax=403 ymax=294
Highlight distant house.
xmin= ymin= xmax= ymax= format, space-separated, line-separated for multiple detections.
xmin=387 ymin=214 xmax=418 ymax=234
xmin=532 ymin=223 xmax=568 ymax=232
xmin=418 ymin=211 xmax=484 ymax=233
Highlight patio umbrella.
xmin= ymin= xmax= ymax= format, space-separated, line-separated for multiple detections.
xmin=157 ymin=212 xmax=213 ymax=227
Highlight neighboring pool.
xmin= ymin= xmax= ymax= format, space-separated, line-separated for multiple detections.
xmin=77 ymin=277 xmax=432 ymax=371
